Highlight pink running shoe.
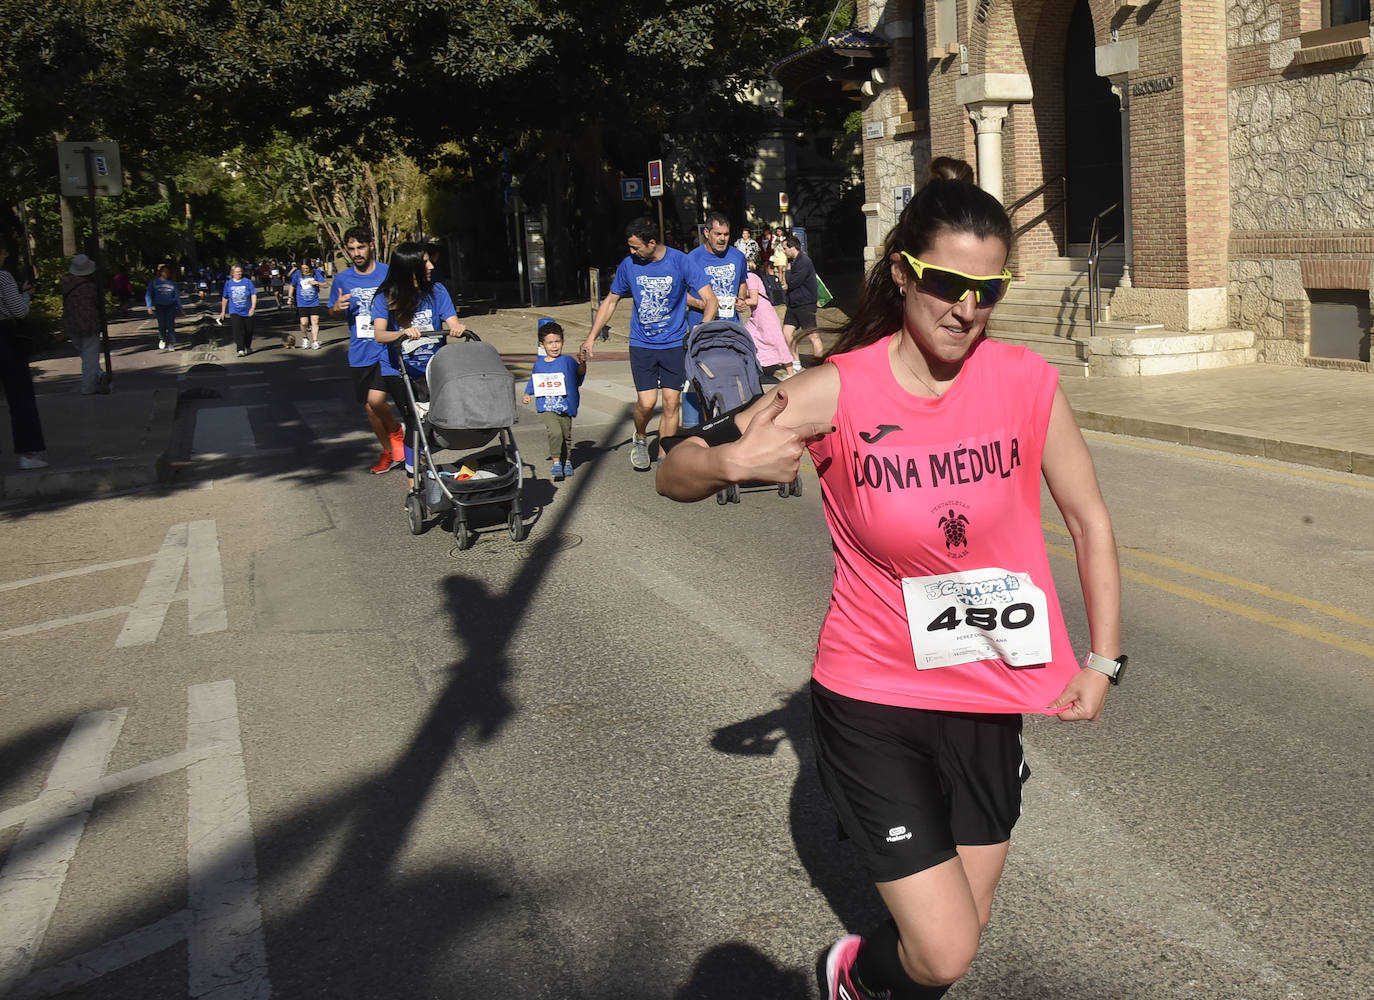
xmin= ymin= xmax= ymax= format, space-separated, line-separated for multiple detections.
xmin=824 ymin=935 xmax=869 ymax=1000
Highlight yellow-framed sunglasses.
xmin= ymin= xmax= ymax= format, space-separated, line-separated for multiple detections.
xmin=899 ymin=251 xmax=1012 ymax=308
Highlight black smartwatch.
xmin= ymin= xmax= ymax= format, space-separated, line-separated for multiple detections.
xmin=1083 ymin=651 xmax=1127 ymax=685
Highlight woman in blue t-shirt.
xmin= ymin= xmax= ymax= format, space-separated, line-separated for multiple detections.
xmin=370 ymin=243 xmax=469 ymax=485
xmin=289 ymin=257 xmax=328 ymax=350
xmin=217 ymin=264 xmax=257 ymax=357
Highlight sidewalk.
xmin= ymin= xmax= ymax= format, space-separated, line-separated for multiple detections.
xmin=3 ymin=296 xmax=1371 ymax=504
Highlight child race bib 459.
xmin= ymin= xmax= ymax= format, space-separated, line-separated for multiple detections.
xmin=532 ymin=371 xmax=568 ymax=397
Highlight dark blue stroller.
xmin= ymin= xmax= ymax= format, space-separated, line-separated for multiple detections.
xmin=683 ymin=319 xmax=803 ymax=505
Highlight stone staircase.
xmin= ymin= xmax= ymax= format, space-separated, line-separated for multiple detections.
xmin=986 ymin=251 xmax=1258 ymax=377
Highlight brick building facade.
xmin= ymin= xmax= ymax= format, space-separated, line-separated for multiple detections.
xmin=847 ymin=0 xmax=1372 ymax=368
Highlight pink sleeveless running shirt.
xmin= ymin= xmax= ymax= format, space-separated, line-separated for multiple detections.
xmin=807 ymin=334 xmax=1078 ymax=715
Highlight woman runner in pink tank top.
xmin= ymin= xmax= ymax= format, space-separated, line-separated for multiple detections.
xmin=657 ymin=158 xmax=1123 ymax=1000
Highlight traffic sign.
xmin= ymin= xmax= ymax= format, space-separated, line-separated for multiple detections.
xmin=57 ymin=141 xmax=123 ymax=197
xmin=621 ymin=178 xmax=644 ymax=201
xmin=648 ymin=159 xmax=664 ymax=197
xmin=779 ymin=192 xmax=790 ymax=213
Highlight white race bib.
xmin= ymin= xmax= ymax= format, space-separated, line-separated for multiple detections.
xmin=355 ymin=314 xmax=374 ymax=340
xmin=717 ymin=298 xmax=736 ymax=319
xmin=532 ymin=371 xmax=568 ymax=397
xmin=901 ymin=567 xmax=1052 ymax=670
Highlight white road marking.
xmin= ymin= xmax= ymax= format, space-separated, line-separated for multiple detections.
xmin=192 ymin=406 xmax=258 ymax=457
xmin=0 ymin=709 xmax=127 ymax=991
xmin=186 ymin=680 xmax=271 ymax=999
xmin=3 ymin=682 xmax=272 ymax=999
xmin=186 ymin=520 xmax=228 ymax=636
xmin=115 ymin=521 xmax=228 ymax=648
xmin=8 ymin=913 xmax=189 ymax=1000
xmin=2 ymin=606 xmax=133 ymax=640
xmin=0 ymin=555 xmax=156 ymax=593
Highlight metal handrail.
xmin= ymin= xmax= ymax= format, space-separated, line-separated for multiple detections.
xmin=1087 ymin=202 xmax=1123 ymax=337
xmin=1008 ymin=175 xmax=1067 ymax=248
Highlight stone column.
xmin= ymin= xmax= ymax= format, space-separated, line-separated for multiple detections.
xmin=1110 ymin=78 xmax=1134 ymax=288
xmin=965 ymin=104 xmax=1011 ymax=204
xmin=955 ymin=74 xmax=1034 ymax=205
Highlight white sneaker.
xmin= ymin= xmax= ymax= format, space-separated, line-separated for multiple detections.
xmin=630 ymin=436 xmax=651 ymax=471
xmin=158 ymin=340 xmax=166 ymax=350
xmin=17 ymin=454 xmax=48 ymax=470
xmin=311 ymin=340 xmax=321 ymax=350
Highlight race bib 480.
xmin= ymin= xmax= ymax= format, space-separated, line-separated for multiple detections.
xmin=901 ymin=567 xmax=1052 ymax=670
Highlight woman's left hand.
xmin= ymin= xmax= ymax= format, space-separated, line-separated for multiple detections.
xmin=1046 ymin=668 xmax=1111 ymax=721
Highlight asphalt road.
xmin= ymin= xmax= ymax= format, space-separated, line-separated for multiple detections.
xmin=1 ymin=325 xmax=1371 ymax=999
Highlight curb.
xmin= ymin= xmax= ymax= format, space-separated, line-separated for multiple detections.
xmin=1074 ymin=409 xmax=1374 ymax=477
xmin=0 ymin=389 xmax=177 ymax=504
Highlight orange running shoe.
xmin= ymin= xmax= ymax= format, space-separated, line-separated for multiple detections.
xmin=370 ymin=452 xmax=397 ymax=475
xmin=390 ymin=428 xmax=406 ymax=461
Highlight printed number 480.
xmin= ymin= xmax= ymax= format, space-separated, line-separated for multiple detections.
xmin=927 ymin=603 xmax=1035 ymax=632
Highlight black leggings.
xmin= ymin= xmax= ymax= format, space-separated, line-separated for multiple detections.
xmin=229 ymin=313 xmax=254 ymax=351
xmin=0 ymin=323 xmax=45 ymax=454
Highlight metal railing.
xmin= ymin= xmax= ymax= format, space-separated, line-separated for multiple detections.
xmin=1087 ymin=202 xmax=1123 ymax=337
xmin=1008 ymin=175 xmax=1067 ymax=249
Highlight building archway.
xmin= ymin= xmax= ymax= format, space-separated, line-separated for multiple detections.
xmin=1062 ymin=0 xmax=1123 ymax=245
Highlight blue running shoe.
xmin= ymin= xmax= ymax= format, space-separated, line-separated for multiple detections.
xmin=551 ymin=461 xmax=565 ymax=480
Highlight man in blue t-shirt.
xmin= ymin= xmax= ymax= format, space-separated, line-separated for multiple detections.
xmin=327 ymin=225 xmax=401 ymax=475
xmin=581 ymin=217 xmax=717 ymax=471
xmin=687 ymin=211 xmax=749 ymax=328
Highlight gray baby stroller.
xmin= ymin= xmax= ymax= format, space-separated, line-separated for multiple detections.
xmin=683 ymin=319 xmax=803 ymax=505
xmin=399 ymin=333 xmax=528 ymax=549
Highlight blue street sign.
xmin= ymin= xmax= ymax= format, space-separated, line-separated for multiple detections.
xmin=621 ymin=178 xmax=644 ymax=201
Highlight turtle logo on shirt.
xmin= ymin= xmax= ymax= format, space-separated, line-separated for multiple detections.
xmin=939 ymin=509 xmax=970 ymax=551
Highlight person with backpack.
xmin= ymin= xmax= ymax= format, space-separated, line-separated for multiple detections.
xmin=61 ymin=254 xmax=106 ymax=394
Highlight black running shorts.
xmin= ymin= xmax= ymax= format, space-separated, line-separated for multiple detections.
xmin=810 ymin=679 xmax=1028 ymax=883
xmin=783 ymin=304 xmax=817 ymax=330
xmin=351 ymin=362 xmax=408 ymax=406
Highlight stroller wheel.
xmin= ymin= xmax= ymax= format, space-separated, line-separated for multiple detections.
xmin=716 ymin=489 xmax=728 ymax=506
xmin=507 ymin=507 xmax=529 ymax=542
xmin=454 ymin=517 xmax=475 ymax=551
xmin=789 ymin=474 xmax=803 ymax=498
xmin=727 ymin=483 xmax=741 ymax=504
xmin=405 ymin=494 xmax=424 ymax=535
xmin=777 ymin=482 xmax=788 ymax=497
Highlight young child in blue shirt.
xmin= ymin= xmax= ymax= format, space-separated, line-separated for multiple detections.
xmin=522 ymin=322 xmax=586 ymax=480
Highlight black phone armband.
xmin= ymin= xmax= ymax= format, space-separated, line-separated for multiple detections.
xmin=660 ymin=396 xmax=759 ymax=453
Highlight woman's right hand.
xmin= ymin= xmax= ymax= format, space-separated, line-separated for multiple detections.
xmin=725 ymin=390 xmax=833 ymax=484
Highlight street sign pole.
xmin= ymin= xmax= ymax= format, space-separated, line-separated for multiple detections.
xmin=81 ymin=146 xmax=114 ymax=388
xmin=648 ymin=159 xmax=665 ymax=244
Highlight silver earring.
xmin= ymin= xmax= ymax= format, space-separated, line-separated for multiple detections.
xmin=899 ymin=285 xmax=906 ymax=297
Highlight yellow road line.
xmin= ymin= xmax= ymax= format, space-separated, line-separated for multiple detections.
xmin=1081 ymin=431 xmax=1374 ymax=490
xmin=1043 ymin=523 xmax=1374 ymax=630
xmin=1045 ymin=541 xmax=1374 ymax=660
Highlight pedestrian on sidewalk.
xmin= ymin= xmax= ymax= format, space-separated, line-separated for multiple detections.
xmin=219 ymin=265 xmax=257 ymax=356
xmin=289 ymin=256 xmax=327 ymax=349
xmin=656 ymin=156 xmax=1123 ymax=1000
xmin=0 ymin=243 xmax=47 ymax=469
xmin=740 ymin=263 xmax=794 ymax=380
xmin=580 ymin=216 xmax=718 ymax=471
xmin=522 ymin=322 xmax=586 ymax=480
xmin=144 ymin=264 xmax=183 ymax=351
xmin=329 ymin=225 xmax=403 ymax=475
xmin=782 ymin=235 xmax=825 ymax=374
xmin=60 ymin=254 xmax=106 ymax=394
xmin=111 ymin=267 xmax=133 ymax=316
